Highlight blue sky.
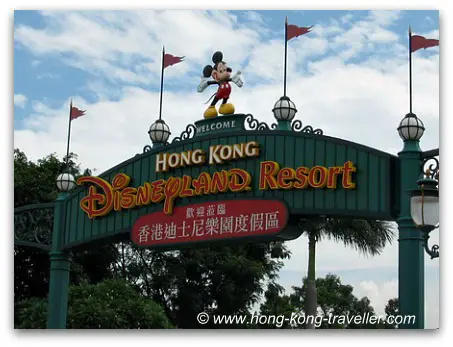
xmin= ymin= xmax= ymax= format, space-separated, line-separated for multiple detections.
xmin=13 ymin=10 xmax=439 ymax=130
xmin=13 ymin=9 xmax=440 ymax=328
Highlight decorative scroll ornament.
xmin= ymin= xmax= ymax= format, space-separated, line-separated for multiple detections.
xmin=14 ymin=203 xmax=55 ymax=250
xmin=423 ymin=233 xmax=439 ymax=259
xmin=143 ymin=145 xmax=153 ymax=153
xmin=422 ymin=156 xmax=439 ymax=182
xmin=142 ymin=124 xmax=196 ymax=153
xmin=291 ymin=119 xmax=324 ymax=135
xmin=171 ymin=124 xmax=197 ymax=143
xmin=244 ymin=114 xmax=272 ymax=131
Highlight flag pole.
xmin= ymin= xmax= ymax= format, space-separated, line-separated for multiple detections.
xmin=159 ymin=46 xmax=165 ymax=120
xmin=65 ymin=100 xmax=73 ymax=171
xmin=409 ymin=26 xmax=413 ymax=113
xmin=284 ymin=16 xmax=288 ymax=97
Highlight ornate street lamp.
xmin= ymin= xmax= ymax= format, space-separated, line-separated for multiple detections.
xmin=409 ymin=170 xmax=439 ymax=259
xmin=56 ymin=172 xmax=76 ymax=192
xmin=397 ymin=112 xmax=425 ymax=141
xmin=272 ymin=96 xmax=297 ymax=130
xmin=148 ymin=119 xmax=171 ymax=147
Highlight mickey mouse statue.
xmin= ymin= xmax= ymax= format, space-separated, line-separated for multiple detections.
xmin=197 ymin=51 xmax=244 ymax=119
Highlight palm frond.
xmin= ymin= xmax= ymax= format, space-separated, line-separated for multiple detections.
xmin=322 ymin=219 xmax=396 ymax=256
xmin=299 ymin=218 xmax=396 ymax=256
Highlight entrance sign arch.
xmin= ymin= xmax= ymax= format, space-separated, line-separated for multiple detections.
xmin=63 ymin=114 xmax=400 ymax=251
xmin=14 ymin=112 xmax=433 ymax=329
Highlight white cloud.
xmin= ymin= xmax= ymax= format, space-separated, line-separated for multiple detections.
xmin=419 ymin=29 xmax=440 ymax=40
xmin=330 ymin=10 xmax=401 ymax=62
xmin=424 ymin=16 xmax=434 ymax=26
xmin=358 ymin=280 xmax=397 ymax=315
xmin=355 ymin=270 xmax=439 ymax=329
xmin=243 ymin=11 xmax=264 ymax=24
xmin=341 ymin=13 xmax=354 ymax=25
xmin=36 ymin=72 xmax=59 ymax=80
xmin=367 ymin=10 xmax=401 ymax=26
xmin=14 ymin=94 xmax=27 ymax=108
xmin=14 ymin=10 xmax=264 ymax=86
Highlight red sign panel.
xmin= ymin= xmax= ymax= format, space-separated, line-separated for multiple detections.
xmin=131 ymin=200 xmax=288 ymax=247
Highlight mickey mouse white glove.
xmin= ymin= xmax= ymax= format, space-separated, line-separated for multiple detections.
xmin=231 ymin=71 xmax=244 ymax=88
xmin=197 ymin=77 xmax=210 ymax=93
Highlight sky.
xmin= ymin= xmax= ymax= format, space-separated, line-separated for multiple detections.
xmin=13 ymin=9 xmax=440 ymax=328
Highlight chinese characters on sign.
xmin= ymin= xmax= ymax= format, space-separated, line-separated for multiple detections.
xmin=131 ymin=200 xmax=288 ymax=247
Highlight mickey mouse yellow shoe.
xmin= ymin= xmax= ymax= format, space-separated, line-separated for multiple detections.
xmin=219 ymin=103 xmax=235 ymax=115
xmin=204 ymin=106 xmax=218 ymax=119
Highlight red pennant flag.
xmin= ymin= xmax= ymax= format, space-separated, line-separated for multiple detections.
xmin=163 ymin=53 xmax=185 ymax=69
xmin=411 ymin=35 xmax=439 ymax=53
xmin=70 ymin=106 xmax=86 ymax=121
xmin=287 ymin=24 xmax=313 ymax=41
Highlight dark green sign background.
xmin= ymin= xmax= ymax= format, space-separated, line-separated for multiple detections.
xmin=63 ymin=129 xmax=399 ymax=250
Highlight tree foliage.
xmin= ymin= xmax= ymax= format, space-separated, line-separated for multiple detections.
xmin=111 ymin=242 xmax=290 ymax=328
xmin=384 ymin=297 xmax=399 ymax=328
xmin=260 ymin=274 xmax=396 ymax=329
xmin=258 ymin=283 xmax=295 ymax=329
xmin=14 ymin=150 xmax=118 ymax=306
xmin=14 ymin=149 xmax=87 ymax=208
xmin=15 ymin=280 xmax=172 ymax=329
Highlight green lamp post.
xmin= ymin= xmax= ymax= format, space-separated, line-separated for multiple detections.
xmin=47 ymin=171 xmax=76 ymax=329
xmin=396 ymin=112 xmax=426 ymax=329
xmin=148 ymin=119 xmax=171 ymax=148
xmin=272 ymin=96 xmax=297 ymax=130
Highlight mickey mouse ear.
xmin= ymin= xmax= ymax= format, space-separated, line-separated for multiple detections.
xmin=212 ymin=51 xmax=223 ymax=64
xmin=203 ymin=65 xmax=213 ymax=78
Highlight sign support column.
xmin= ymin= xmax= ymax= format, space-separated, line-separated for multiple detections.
xmin=397 ymin=137 xmax=424 ymax=329
xmin=47 ymin=192 xmax=71 ymax=329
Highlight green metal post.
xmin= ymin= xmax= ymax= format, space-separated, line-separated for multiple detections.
xmin=153 ymin=142 xmax=165 ymax=149
xmin=277 ymin=120 xmax=291 ymax=131
xmin=397 ymin=139 xmax=424 ymax=329
xmin=47 ymin=192 xmax=70 ymax=329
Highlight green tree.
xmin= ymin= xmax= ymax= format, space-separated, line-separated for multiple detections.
xmin=15 ymin=279 xmax=172 ymax=329
xmin=112 ymin=241 xmax=291 ymax=328
xmin=384 ymin=297 xmax=399 ymax=328
xmin=260 ymin=274 xmax=391 ymax=329
xmin=14 ymin=149 xmax=92 ymax=207
xmin=14 ymin=149 xmax=118 ymax=303
xmin=300 ymin=218 xmax=395 ymax=328
xmin=15 ymin=149 xmax=72 ymax=303
xmin=258 ymin=283 xmax=296 ymax=329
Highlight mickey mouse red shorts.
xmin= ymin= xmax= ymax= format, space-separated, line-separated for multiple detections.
xmin=216 ymin=82 xmax=231 ymax=99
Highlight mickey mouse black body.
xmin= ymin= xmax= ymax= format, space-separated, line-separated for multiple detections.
xmin=197 ymin=51 xmax=244 ymax=119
